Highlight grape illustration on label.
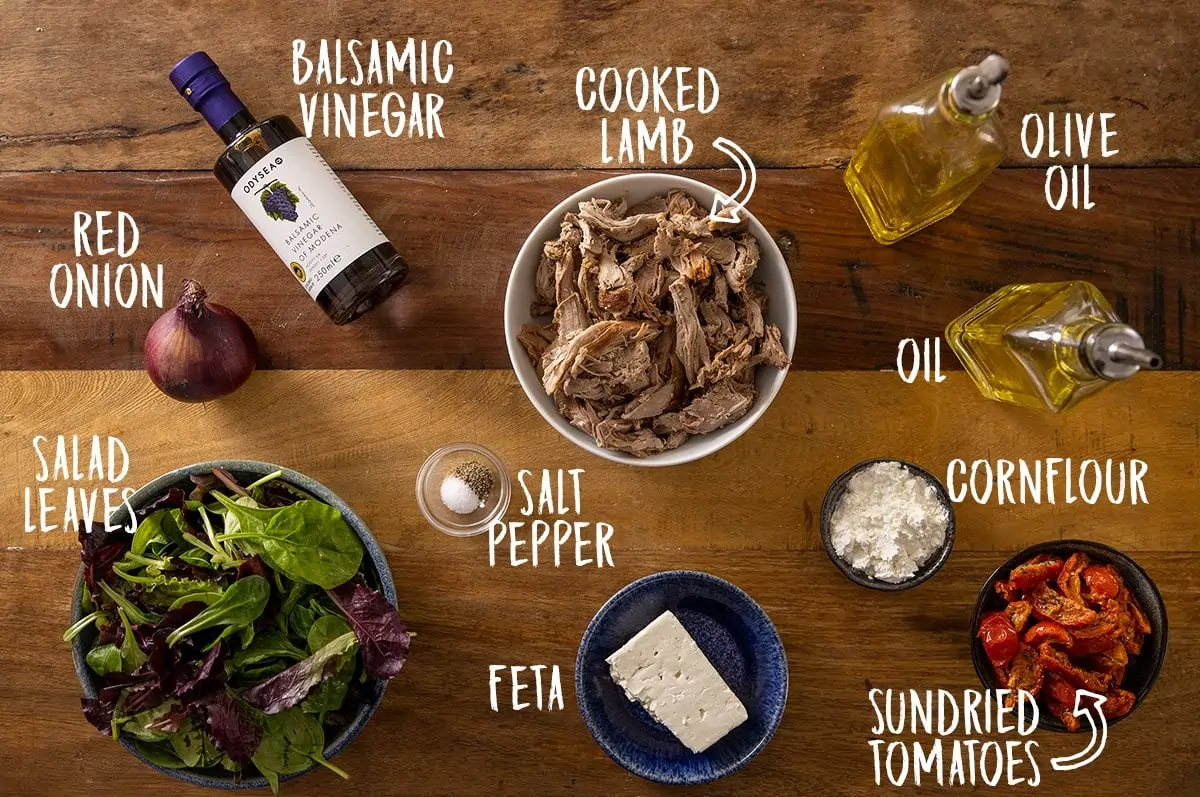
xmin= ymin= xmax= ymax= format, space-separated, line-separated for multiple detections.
xmin=259 ymin=180 xmax=301 ymax=222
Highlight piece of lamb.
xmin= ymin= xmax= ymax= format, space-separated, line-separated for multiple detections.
xmin=622 ymin=356 xmax=684 ymax=420
xmin=669 ymin=279 xmax=711 ymax=388
xmin=696 ymin=337 xmax=755 ymax=388
xmin=594 ymin=419 xmax=666 ymax=457
xmin=697 ymin=237 xmax=738 ymax=266
xmin=553 ymin=215 xmax=584 ymax=304
xmin=700 ymin=298 xmax=738 ymax=351
xmin=722 ymin=233 xmax=760 ymax=294
xmin=752 ymin=324 xmax=792 ymax=370
xmin=735 ymin=282 xmax=767 ymax=339
xmin=567 ymin=337 xmax=655 ymax=400
xmin=653 ymin=412 xmax=686 ymax=435
xmin=518 ymin=323 xmax=556 ymax=368
xmin=677 ymin=379 xmax=757 ymax=435
xmin=655 ymin=227 xmax=711 ymax=282
xmin=556 ymin=393 xmax=602 ymax=437
xmin=663 ymin=190 xmax=712 ymax=238
xmin=597 ymin=245 xmax=636 ymax=316
xmin=628 ymin=195 xmax=669 ymax=215
xmin=543 ymin=320 xmax=656 ymax=395
xmin=578 ymin=197 xmax=662 ymax=243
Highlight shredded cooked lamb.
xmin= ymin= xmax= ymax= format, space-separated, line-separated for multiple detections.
xmin=524 ymin=189 xmax=791 ymax=457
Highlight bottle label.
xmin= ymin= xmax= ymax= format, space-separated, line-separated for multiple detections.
xmin=230 ymin=137 xmax=387 ymax=299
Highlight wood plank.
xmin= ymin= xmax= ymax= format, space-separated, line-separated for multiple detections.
xmin=2 ymin=1 xmax=1198 ymax=170
xmin=4 ymin=548 xmax=1196 ymax=795
xmin=1 ymin=168 xmax=1197 ymax=372
xmin=3 ymin=370 xmax=1197 ymax=554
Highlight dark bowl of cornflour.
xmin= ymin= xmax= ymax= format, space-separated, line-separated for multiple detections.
xmin=70 ymin=460 xmax=396 ymax=790
xmin=819 ymin=458 xmax=956 ymax=591
xmin=970 ymin=540 xmax=1168 ymax=732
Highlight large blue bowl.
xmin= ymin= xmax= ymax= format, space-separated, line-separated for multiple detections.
xmin=70 ymin=460 xmax=397 ymax=790
xmin=576 ymin=571 xmax=788 ymax=784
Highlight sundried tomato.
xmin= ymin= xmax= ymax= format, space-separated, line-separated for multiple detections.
xmin=1082 ymin=564 xmax=1121 ymax=603
xmin=1006 ymin=644 xmax=1046 ymax=700
xmin=1008 ymin=555 xmax=1064 ymax=590
xmin=1038 ymin=646 xmax=1110 ymax=693
xmin=978 ymin=611 xmax=1020 ymax=666
xmin=1004 ymin=600 xmax=1033 ymax=634
xmin=1057 ymin=552 xmax=1089 ymax=605
xmin=1031 ymin=582 xmax=1098 ymax=627
xmin=1101 ymin=688 xmax=1136 ymax=719
xmin=1023 ymin=620 xmax=1073 ymax=647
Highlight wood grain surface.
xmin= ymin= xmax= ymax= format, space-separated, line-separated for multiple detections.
xmin=3 ymin=370 xmax=1196 ymax=553
xmin=2 ymin=168 xmax=1197 ymax=372
xmin=1 ymin=1 xmax=1198 ymax=170
xmin=2 ymin=548 xmax=1196 ymax=796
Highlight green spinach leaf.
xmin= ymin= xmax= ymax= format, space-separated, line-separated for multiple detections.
xmin=118 ymin=607 xmax=148 ymax=674
xmin=135 ymin=740 xmax=187 ymax=769
xmin=166 ymin=575 xmax=270 ymax=647
xmin=231 ymin=630 xmax=308 ymax=671
xmin=86 ymin=643 xmax=123 ymax=676
xmin=215 ymin=495 xmax=363 ymax=589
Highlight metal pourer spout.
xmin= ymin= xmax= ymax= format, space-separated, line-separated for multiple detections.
xmin=950 ymin=53 xmax=1011 ymax=116
xmin=1084 ymin=324 xmax=1163 ymax=381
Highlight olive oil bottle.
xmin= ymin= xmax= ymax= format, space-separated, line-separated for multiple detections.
xmin=845 ymin=54 xmax=1010 ymax=244
xmin=946 ymin=282 xmax=1162 ymax=413
xmin=169 ymin=52 xmax=409 ymax=325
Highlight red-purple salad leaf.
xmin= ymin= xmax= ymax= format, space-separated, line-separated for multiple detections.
xmin=237 ymin=555 xmax=267 ymax=580
xmin=175 ymin=640 xmax=226 ymax=703
xmin=241 ymin=631 xmax=358 ymax=714
xmin=81 ymin=697 xmax=115 ymax=733
xmin=327 ymin=579 xmax=410 ymax=679
xmin=199 ymin=690 xmax=261 ymax=767
xmin=78 ymin=520 xmax=131 ymax=591
xmin=124 ymin=684 xmax=166 ymax=715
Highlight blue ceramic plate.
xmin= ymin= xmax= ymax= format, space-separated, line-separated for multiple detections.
xmin=70 ymin=460 xmax=397 ymax=790
xmin=575 ymin=571 xmax=787 ymax=785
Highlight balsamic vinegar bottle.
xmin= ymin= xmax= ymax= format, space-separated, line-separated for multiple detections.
xmin=169 ymin=52 xmax=408 ymax=325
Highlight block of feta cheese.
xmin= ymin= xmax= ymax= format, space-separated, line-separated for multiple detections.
xmin=606 ymin=610 xmax=749 ymax=753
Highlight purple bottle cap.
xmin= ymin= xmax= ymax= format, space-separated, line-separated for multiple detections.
xmin=169 ymin=51 xmax=246 ymax=133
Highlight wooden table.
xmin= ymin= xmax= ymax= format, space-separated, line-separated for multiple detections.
xmin=1 ymin=3 xmax=1198 ymax=795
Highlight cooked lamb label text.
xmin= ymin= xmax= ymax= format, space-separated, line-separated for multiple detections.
xmin=489 ymin=469 xmax=615 ymax=567
xmin=576 ymin=66 xmax=719 ymax=165
xmin=946 ymin=458 xmax=1149 ymax=505
xmin=489 ymin=665 xmax=565 ymax=711
xmin=51 ymin=211 xmax=165 ymax=310
xmin=293 ymin=38 xmax=453 ymax=139
xmin=1021 ymin=112 xmax=1118 ymax=210
xmin=897 ymin=338 xmax=947 ymax=384
xmin=868 ymin=688 xmax=1044 ymax=787
xmin=24 ymin=435 xmax=136 ymax=533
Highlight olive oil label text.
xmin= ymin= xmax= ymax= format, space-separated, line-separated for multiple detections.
xmin=1021 ymin=113 xmax=1119 ymax=210
xmin=230 ymin=137 xmax=387 ymax=298
xmin=50 ymin=211 xmax=164 ymax=310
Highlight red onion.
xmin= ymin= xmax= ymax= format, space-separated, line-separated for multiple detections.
xmin=144 ymin=279 xmax=258 ymax=402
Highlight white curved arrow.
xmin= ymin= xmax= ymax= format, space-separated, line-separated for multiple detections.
xmin=708 ymin=137 xmax=757 ymax=224
xmin=1050 ymin=690 xmax=1109 ymax=771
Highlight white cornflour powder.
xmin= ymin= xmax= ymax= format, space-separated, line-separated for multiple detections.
xmin=829 ymin=461 xmax=950 ymax=583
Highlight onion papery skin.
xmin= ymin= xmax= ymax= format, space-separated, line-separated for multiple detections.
xmin=144 ymin=280 xmax=259 ymax=403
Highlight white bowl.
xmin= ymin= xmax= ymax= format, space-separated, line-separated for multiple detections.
xmin=504 ymin=173 xmax=798 ymax=467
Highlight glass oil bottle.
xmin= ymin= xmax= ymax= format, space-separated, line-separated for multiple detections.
xmin=945 ymin=281 xmax=1162 ymax=413
xmin=845 ymin=54 xmax=1010 ymax=244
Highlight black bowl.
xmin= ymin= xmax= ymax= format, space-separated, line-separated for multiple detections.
xmin=970 ymin=540 xmax=1168 ymax=732
xmin=820 ymin=458 xmax=956 ymax=591
xmin=70 ymin=460 xmax=397 ymax=789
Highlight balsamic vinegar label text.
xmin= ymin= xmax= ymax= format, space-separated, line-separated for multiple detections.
xmin=293 ymin=38 xmax=453 ymax=140
xmin=50 ymin=212 xmax=164 ymax=310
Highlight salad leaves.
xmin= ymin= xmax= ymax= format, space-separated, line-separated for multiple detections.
xmin=69 ymin=467 xmax=409 ymax=794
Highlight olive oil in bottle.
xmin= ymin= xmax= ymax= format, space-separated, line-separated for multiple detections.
xmin=169 ymin=52 xmax=409 ymax=325
xmin=845 ymin=54 xmax=1010 ymax=244
xmin=945 ymin=281 xmax=1162 ymax=413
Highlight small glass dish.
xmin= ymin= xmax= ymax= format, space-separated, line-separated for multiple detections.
xmin=416 ymin=442 xmax=511 ymax=537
